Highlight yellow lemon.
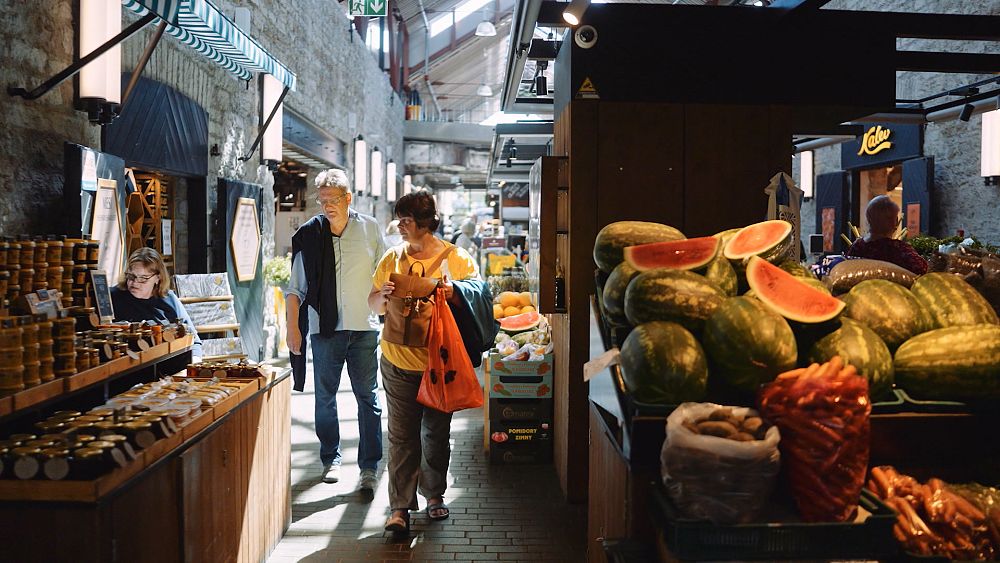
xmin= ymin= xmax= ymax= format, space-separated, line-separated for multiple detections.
xmin=517 ymin=292 xmax=533 ymax=307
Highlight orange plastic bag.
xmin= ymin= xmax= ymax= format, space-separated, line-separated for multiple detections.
xmin=417 ymin=288 xmax=484 ymax=413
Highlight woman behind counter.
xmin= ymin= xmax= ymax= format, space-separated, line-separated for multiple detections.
xmin=110 ymin=247 xmax=203 ymax=360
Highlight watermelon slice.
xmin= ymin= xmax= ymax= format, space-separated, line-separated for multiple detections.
xmin=623 ymin=236 xmax=719 ymax=272
xmin=724 ymin=220 xmax=793 ymax=263
xmin=746 ymin=256 xmax=845 ymax=323
xmin=500 ymin=311 xmax=541 ymax=333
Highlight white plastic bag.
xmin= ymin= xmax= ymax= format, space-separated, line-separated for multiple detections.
xmin=660 ymin=402 xmax=781 ymax=524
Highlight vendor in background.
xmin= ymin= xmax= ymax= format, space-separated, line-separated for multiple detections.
xmin=847 ymin=195 xmax=928 ymax=274
xmin=110 ymin=247 xmax=203 ymax=361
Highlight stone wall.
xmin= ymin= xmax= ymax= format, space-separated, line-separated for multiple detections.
xmin=799 ymin=0 xmax=1000 ymax=248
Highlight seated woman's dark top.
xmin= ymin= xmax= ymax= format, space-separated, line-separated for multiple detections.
xmin=110 ymin=286 xmax=178 ymax=323
xmin=846 ymin=237 xmax=929 ymax=275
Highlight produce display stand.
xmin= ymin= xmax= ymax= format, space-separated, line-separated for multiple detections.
xmin=0 ymin=345 xmax=292 ymax=563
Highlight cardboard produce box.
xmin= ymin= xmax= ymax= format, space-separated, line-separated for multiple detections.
xmin=488 ymin=420 xmax=553 ymax=465
xmin=488 ymin=398 xmax=553 ymax=422
xmin=488 ymin=352 xmax=553 ymax=399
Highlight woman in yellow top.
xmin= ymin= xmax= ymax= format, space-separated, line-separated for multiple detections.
xmin=369 ymin=190 xmax=479 ymax=533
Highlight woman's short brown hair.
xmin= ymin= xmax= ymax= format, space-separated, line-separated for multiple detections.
xmin=394 ymin=190 xmax=440 ymax=232
xmin=118 ymin=247 xmax=171 ymax=298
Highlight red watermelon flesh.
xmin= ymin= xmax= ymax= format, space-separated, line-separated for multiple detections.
xmin=724 ymin=220 xmax=792 ymax=261
xmin=500 ymin=311 xmax=541 ymax=333
xmin=623 ymin=236 xmax=719 ymax=272
xmin=746 ymin=256 xmax=845 ymax=323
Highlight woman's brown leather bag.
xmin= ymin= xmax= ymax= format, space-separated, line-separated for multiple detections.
xmin=383 ymin=246 xmax=455 ymax=347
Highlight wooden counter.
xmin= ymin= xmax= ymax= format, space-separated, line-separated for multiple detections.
xmin=0 ymin=356 xmax=291 ymax=562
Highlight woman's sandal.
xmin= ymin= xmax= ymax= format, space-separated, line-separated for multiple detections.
xmin=384 ymin=510 xmax=410 ymax=533
xmin=426 ymin=499 xmax=450 ymax=521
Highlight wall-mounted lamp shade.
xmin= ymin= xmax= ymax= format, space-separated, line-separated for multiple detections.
xmin=982 ymin=109 xmax=1000 ymax=177
xmin=403 ymin=175 xmax=413 ymax=195
xmin=562 ymin=0 xmax=589 ymax=26
xmin=386 ymin=161 xmax=397 ymax=202
xmin=80 ymin=0 xmax=122 ymax=103
xmin=354 ymin=137 xmax=367 ymax=194
xmin=475 ymin=20 xmax=497 ymax=37
xmin=477 ymin=84 xmax=493 ymax=97
xmin=370 ymin=148 xmax=383 ymax=197
xmin=960 ymin=103 xmax=975 ymax=122
xmin=261 ymin=74 xmax=283 ymax=163
xmin=799 ymin=150 xmax=815 ymax=199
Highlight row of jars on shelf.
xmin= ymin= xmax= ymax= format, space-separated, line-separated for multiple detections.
xmin=0 ymin=235 xmax=102 ymax=308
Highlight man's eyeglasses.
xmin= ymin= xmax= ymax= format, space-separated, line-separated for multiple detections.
xmin=316 ymin=194 xmax=348 ymax=207
xmin=125 ymin=272 xmax=157 ymax=284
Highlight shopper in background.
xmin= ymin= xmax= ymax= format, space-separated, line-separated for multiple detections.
xmin=111 ymin=247 xmax=203 ymax=361
xmin=384 ymin=219 xmax=404 ymax=248
xmin=847 ymin=195 xmax=928 ymax=274
xmin=454 ymin=219 xmax=480 ymax=257
xmin=368 ymin=191 xmax=481 ymax=533
xmin=286 ymin=169 xmax=386 ymax=491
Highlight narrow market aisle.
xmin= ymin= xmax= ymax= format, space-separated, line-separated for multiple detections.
xmin=266 ymin=358 xmax=586 ymax=562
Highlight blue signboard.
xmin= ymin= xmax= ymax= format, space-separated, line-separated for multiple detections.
xmin=841 ymin=123 xmax=923 ymax=170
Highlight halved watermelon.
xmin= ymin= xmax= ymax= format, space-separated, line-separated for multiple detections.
xmin=623 ymin=236 xmax=719 ymax=272
xmin=746 ymin=256 xmax=845 ymax=323
xmin=724 ymin=220 xmax=793 ymax=263
xmin=500 ymin=310 xmax=541 ymax=333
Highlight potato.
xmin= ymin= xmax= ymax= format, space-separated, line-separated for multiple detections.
xmin=696 ymin=420 xmax=738 ymax=438
xmin=741 ymin=417 xmax=763 ymax=434
xmin=732 ymin=432 xmax=756 ymax=442
xmin=707 ymin=408 xmax=734 ymax=422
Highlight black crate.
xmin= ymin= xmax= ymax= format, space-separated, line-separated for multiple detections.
xmin=488 ymin=398 xmax=553 ymax=422
xmin=650 ymin=483 xmax=899 ymax=561
xmin=488 ymin=420 xmax=553 ymax=465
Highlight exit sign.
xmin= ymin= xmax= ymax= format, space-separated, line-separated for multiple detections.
xmin=350 ymin=0 xmax=386 ymax=17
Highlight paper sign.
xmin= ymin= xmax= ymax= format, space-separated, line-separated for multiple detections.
xmin=906 ymin=203 xmax=921 ymax=237
xmin=161 ymin=219 xmax=172 ymax=256
xmin=91 ymin=179 xmax=125 ymax=285
xmin=583 ymin=348 xmax=619 ymax=382
xmin=230 ymin=197 xmax=261 ymax=282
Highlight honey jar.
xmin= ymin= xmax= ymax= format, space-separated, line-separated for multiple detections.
xmin=10 ymin=446 xmax=41 ymax=479
xmin=88 ymin=439 xmax=127 ymax=468
xmin=70 ymin=447 xmax=106 ymax=479
xmin=40 ymin=448 xmax=70 ymax=480
xmin=31 ymin=237 xmax=47 ymax=265
xmin=0 ymin=239 xmax=8 ymax=266
xmin=16 ymin=237 xmax=34 ymax=268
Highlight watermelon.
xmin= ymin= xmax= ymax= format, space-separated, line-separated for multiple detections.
xmin=806 ymin=317 xmax=894 ymax=400
xmin=704 ymin=253 xmax=738 ymax=297
xmin=703 ymin=297 xmax=797 ymax=392
xmin=841 ymin=280 xmax=932 ymax=350
xmin=746 ymin=276 xmax=829 ymax=299
xmin=619 ymin=321 xmax=708 ymax=405
xmin=623 ymin=236 xmax=719 ymax=272
xmin=894 ymin=324 xmax=1000 ymax=401
xmin=715 ymin=228 xmax=743 ymax=252
xmin=499 ymin=311 xmax=541 ymax=333
xmin=624 ymin=269 xmax=725 ymax=332
xmin=603 ymin=262 xmax=639 ymax=326
xmin=779 ymin=260 xmax=813 ymax=278
xmin=594 ymin=221 xmax=685 ymax=273
xmin=911 ymin=272 xmax=1000 ymax=329
xmin=746 ymin=256 xmax=845 ymax=323
xmin=724 ymin=220 xmax=794 ymax=264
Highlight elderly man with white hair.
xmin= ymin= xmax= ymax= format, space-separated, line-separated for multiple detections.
xmin=286 ymin=169 xmax=386 ymax=492
xmin=846 ymin=195 xmax=928 ymax=274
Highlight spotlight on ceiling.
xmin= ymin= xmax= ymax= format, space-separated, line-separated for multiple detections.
xmin=477 ymin=83 xmax=493 ymax=97
xmin=960 ymin=103 xmax=975 ymax=122
xmin=562 ymin=0 xmax=590 ymax=26
xmin=475 ymin=20 xmax=496 ymax=37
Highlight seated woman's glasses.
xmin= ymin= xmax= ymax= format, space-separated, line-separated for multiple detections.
xmin=125 ymin=272 xmax=155 ymax=283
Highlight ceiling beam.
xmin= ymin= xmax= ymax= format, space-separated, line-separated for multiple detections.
xmin=882 ymin=12 xmax=1000 ymax=41
xmin=895 ymin=51 xmax=1000 ymax=74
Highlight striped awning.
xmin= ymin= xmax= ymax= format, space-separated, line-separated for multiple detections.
xmin=122 ymin=0 xmax=296 ymax=90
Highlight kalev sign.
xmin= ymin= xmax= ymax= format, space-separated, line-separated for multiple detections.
xmin=857 ymin=125 xmax=892 ymax=156
xmin=842 ymin=122 xmax=922 ymax=170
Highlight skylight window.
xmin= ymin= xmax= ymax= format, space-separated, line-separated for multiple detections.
xmin=430 ymin=0 xmax=493 ymax=37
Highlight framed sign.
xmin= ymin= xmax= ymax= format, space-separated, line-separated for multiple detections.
xmin=91 ymin=178 xmax=126 ymax=285
xmin=90 ymin=270 xmax=115 ymax=323
xmin=161 ymin=219 xmax=173 ymax=256
xmin=230 ymin=197 xmax=261 ymax=282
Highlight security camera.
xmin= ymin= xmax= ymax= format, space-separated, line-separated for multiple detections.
xmin=574 ymin=25 xmax=597 ymax=49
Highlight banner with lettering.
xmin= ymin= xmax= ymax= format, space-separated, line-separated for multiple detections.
xmin=841 ymin=123 xmax=923 ymax=170
xmin=765 ymin=172 xmax=803 ymax=260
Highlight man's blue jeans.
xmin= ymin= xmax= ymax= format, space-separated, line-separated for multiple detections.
xmin=311 ymin=330 xmax=383 ymax=470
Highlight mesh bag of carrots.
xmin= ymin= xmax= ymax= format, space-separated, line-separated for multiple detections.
xmin=758 ymin=356 xmax=871 ymax=522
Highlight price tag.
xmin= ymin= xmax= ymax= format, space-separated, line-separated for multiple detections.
xmin=583 ymin=348 xmax=619 ymax=382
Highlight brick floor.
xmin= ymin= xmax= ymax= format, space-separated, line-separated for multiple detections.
xmin=266 ymin=358 xmax=586 ymax=563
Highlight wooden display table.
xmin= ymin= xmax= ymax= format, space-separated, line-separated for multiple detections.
xmin=0 ymin=345 xmax=292 ymax=563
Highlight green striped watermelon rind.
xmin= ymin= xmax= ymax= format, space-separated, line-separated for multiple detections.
xmin=623 ymin=269 xmax=726 ymax=332
xmin=745 ymin=256 xmax=845 ymax=324
xmin=894 ymin=324 xmax=1000 ymax=401
xmin=910 ymin=272 xmax=1000 ymax=329
xmin=593 ymin=221 xmax=686 ymax=273
xmin=842 ymin=279 xmax=932 ymax=351
xmin=704 ymin=253 xmax=738 ymax=297
xmin=723 ymin=220 xmax=794 ymax=263
xmin=623 ymin=236 xmax=719 ymax=273
xmin=703 ymin=296 xmax=798 ymax=393
xmin=618 ymin=321 xmax=709 ymax=405
xmin=806 ymin=317 xmax=895 ymax=401
xmin=602 ymin=261 xmax=639 ymax=326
